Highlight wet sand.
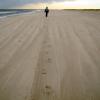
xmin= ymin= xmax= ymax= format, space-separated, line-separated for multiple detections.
xmin=0 ymin=10 xmax=100 ymax=100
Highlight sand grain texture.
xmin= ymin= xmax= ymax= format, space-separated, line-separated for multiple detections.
xmin=0 ymin=11 xmax=100 ymax=100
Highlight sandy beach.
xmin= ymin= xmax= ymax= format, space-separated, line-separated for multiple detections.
xmin=0 ymin=10 xmax=100 ymax=100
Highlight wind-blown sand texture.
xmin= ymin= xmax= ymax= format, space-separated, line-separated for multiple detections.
xmin=0 ymin=10 xmax=100 ymax=100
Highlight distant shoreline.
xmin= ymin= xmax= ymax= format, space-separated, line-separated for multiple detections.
xmin=63 ymin=9 xmax=100 ymax=11
xmin=0 ymin=9 xmax=39 ymax=18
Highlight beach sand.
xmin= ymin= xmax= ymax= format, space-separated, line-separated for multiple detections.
xmin=0 ymin=10 xmax=100 ymax=100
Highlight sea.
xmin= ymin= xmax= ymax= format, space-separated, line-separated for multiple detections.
xmin=0 ymin=9 xmax=39 ymax=18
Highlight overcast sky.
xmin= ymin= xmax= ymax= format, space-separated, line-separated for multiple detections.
xmin=0 ymin=0 xmax=100 ymax=9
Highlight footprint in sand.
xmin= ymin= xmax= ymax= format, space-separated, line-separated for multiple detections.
xmin=47 ymin=58 xmax=52 ymax=63
xmin=41 ymin=69 xmax=47 ymax=75
xmin=45 ymin=85 xmax=52 ymax=95
xmin=45 ymin=85 xmax=51 ymax=89
xmin=41 ymin=72 xmax=47 ymax=75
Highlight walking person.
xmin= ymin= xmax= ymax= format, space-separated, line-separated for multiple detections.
xmin=44 ymin=7 xmax=49 ymax=18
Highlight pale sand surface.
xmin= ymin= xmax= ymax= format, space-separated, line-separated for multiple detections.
xmin=0 ymin=10 xmax=100 ymax=100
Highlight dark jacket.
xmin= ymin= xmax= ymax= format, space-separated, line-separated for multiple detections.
xmin=45 ymin=8 xmax=49 ymax=13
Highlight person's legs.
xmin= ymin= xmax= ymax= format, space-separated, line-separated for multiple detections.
xmin=46 ymin=12 xmax=48 ymax=17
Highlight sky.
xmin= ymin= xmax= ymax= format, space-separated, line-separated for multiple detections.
xmin=0 ymin=0 xmax=100 ymax=9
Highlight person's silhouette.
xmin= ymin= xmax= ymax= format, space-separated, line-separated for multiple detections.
xmin=44 ymin=7 xmax=49 ymax=18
